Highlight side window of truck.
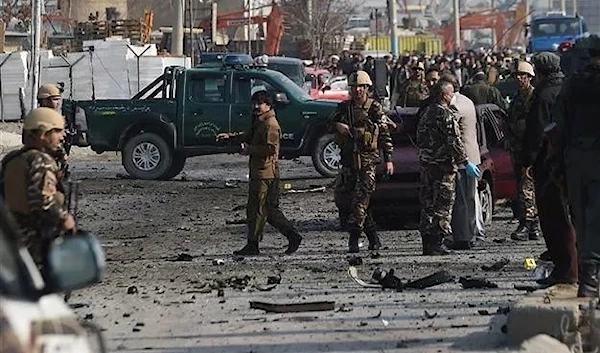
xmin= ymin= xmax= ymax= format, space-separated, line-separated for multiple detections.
xmin=188 ymin=74 xmax=227 ymax=103
xmin=233 ymin=76 xmax=276 ymax=104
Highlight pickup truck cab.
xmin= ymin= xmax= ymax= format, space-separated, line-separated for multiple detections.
xmin=63 ymin=55 xmax=340 ymax=180
xmin=0 ymin=205 xmax=106 ymax=353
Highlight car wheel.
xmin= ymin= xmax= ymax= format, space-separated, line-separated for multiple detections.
xmin=161 ymin=152 xmax=186 ymax=180
xmin=479 ymin=179 xmax=494 ymax=226
xmin=122 ymin=133 xmax=173 ymax=180
xmin=312 ymin=133 xmax=341 ymax=178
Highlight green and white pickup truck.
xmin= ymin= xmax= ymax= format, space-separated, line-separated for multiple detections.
xmin=63 ymin=59 xmax=341 ymax=180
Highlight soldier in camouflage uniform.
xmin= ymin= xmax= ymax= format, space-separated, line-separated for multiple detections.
xmin=2 ymin=108 xmax=76 ymax=274
xmin=396 ymin=62 xmax=429 ymax=107
xmin=417 ymin=81 xmax=478 ymax=255
xmin=554 ymin=35 xmax=600 ymax=298
xmin=328 ymin=71 xmax=394 ymax=253
xmin=37 ymin=84 xmax=69 ymax=182
xmin=505 ymin=61 xmax=540 ymax=241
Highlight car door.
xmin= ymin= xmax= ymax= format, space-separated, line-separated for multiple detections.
xmin=183 ymin=71 xmax=231 ymax=146
xmin=230 ymin=72 xmax=297 ymax=149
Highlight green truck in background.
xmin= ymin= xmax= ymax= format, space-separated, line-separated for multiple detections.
xmin=63 ymin=59 xmax=341 ymax=180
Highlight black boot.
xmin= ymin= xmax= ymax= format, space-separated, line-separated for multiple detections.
xmin=510 ymin=222 xmax=528 ymax=241
xmin=285 ymin=234 xmax=302 ymax=255
xmin=365 ymin=230 xmax=381 ymax=251
xmin=348 ymin=230 xmax=360 ymax=253
xmin=233 ymin=241 xmax=259 ymax=256
xmin=423 ymin=237 xmax=453 ymax=256
xmin=527 ymin=221 xmax=540 ymax=240
xmin=577 ymin=262 xmax=600 ymax=298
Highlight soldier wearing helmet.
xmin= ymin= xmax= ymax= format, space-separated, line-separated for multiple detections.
xmin=37 ymin=83 xmax=69 ymax=181
xmin=1 ymin=107 xmax=76 ymax=274
xmin=328 ymin=70 xmax=394 ymax=253
xmin=554 ymin=34 xmax=600 ymax=298
xmin=505 ymin=60 xmax=540 ymax=242
xmin=395 ymin=61 xmax=429 ymax=107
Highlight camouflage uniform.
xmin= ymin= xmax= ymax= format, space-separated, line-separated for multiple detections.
xmin=398 ymin=78 xmax=430 ymax=107
xmin=2 ymin=148 xmax=69 ymax=269
xmin=329 ymin=98 xmax=393 ymax=252
xmin=417 ymin=103 xmax=468 ymax=255
xmin=506 ymin=85 xmax=538 ymax=224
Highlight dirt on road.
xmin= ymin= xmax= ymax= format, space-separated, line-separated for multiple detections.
xmin=61 ymin=151 xmax=540 ymax=353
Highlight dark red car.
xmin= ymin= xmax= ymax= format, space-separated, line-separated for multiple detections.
xmin=371 ymin=104 xmax=517 ymax=225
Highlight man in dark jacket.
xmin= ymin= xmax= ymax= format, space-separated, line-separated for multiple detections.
xmin=521 ymin=52 xmax=577 ymax=288
xmin=460 ymin=72 xmax=507 ymax=111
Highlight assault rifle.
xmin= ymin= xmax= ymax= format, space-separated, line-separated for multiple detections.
xmin=346 ymin=102 xmax=361 ymax=171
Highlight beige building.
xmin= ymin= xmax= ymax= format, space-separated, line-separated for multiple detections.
xmin=59 ymin=0 xmax=128 ymax=21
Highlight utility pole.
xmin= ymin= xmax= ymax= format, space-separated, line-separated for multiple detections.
xmin=247 ymin=0 xmax=252 ymax=55
xmin=560 ymin=0 xmax=566 ymax=13
xmin=171 ymin=0 xmax=184 ymax=56
xmin=307 ymin=0 xmax=313 ymax=58
xmin=573 ymin=0 xmax=577 ymax=14
xmin=211 ymin=2 xmax=218 ymax=50
xmin=389 ymin=0 xmax=399 ymax=56
xmin=31 ymin=0 xmax=42 ymax=110
xmin=453 ymin=0 xmax=460 ymax=52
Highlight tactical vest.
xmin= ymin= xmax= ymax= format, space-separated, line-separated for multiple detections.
xmin=337 ymin=99 xmax=381 ymax=168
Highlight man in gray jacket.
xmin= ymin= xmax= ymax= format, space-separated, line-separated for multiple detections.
xmin=445 ymin=74 xmax=482 ymax=250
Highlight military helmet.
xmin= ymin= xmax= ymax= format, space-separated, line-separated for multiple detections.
xmin=37 ymin=83 xmax=62 ymax=99
xmin=348 ymin=70 xmax=373 ymax=86
xmin=23 ymin=107 xmax=65 ymax=133
xmin=516 ymin=61 xmax=535 ymax=77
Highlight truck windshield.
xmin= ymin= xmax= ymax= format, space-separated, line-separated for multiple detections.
xmin=268 ymin=70 xmax=313 ymax=101
xmin=531 ymin=18 xmax=581 ymax=37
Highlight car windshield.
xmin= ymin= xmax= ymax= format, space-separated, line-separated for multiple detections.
xmin=267 ymin=62 xmax=305 ymax=87
xmin=531 ymin=18 xmax=581 ymax=37
xmin=267 ymin=70 xmax=312 ymax=101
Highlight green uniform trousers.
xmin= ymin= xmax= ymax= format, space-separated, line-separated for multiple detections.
xmin=247 ymin=178 xmax=299 ymax=242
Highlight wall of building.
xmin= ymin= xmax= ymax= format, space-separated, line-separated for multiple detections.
xmin=59 ymin=0 xmax=128 ymax=22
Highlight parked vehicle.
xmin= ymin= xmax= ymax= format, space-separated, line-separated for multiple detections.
xmin=63 ymin=55 xmax=340 ymax=180
xmin=527 ymin=13 xmax=588 ymax=53
xmin=0 ymin=204 xmax=106 ymax=353
xmin=370 ymin=104 xmax=517 ymax=224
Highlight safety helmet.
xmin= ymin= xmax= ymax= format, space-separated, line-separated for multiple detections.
xmin=348 ymin=70 xmax=372 ymax=86
xmin=37 ymin=84 xmax=62 ymax=99
xmin=516 ymin=61 xmax=535 ymax=77
xmin=413 ymin=62 xmax=425 ymax=71
xmin=23 ymin=107 xmax=65 ymax=133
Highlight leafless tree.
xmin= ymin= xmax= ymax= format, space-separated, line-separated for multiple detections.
xmin=281 ymin=0 xmax=359 ymax=60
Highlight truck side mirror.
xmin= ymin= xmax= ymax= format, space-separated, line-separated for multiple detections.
xmin=46 ymin=231 xmax=105 ymax=293
xmin=274 ymin=92 xmax=290 ymax=104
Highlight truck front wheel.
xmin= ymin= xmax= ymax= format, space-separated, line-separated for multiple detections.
xmin=312 ymin=133 xmax=341 ymax=178
xmin=122 ymin=133 xmax=173 ymax=180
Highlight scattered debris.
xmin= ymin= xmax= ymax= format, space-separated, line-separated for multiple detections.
xmin=210 ymin=320 xmax=229 ymax=324
xmin=212 ymin=259 xmax=225 ymax=266
xmin=358 ymin=321 xmax=368 ymax=327
xmin=348 ymin=267 xmax=382 ymax=288
xmin=84 ymin=314 xmax=94 ymax=320
xmin=477 ymin=310 xmax=491 ymax=316
xmin=459 ymin=277 xmax=498 ymax=289
xmin=127 ymin=286 xmax=138 ymax=294
xmin=135 ymin=322 xmax=145 ymax=327
xmin=225 ymin=180 xmax=239 ymax=188
xmin=169 ymin=253 xmax=193 ymax=262
xmin=372 ymin=310 xmax=382 ymax=319
xmin=267 ymin=275 xmax=281 ymax=285
xmin=68 ymin=303 xmax=89 ymax=309
xmin=249 ymin=300 xmax=335 ymax=313
xmin=285 ymin=186 xmax=326 ymax=194
xmin=231 ymin=204 xmax=246 ymax=212
xmin=226 ymin=218 xmax=247 ymax=225
xmin=254 ymin=284 xmax=278 ymax=292
xmin=451 ymin=324 xmax=469 ymax=328
xmin=350 ymin=267 xmax=455 ymax=291
xmin=123 ymin=313 xmax=131 ymax=317
xmin=217 ymin=289 xmax=225 ymax=297
xmin=492 ymin=238 xmax=507 ymax=244
xmin=370 ymin=252 xmax=381 ymax=259
xmin=481 ymin=258 xmax=509 ymax=271
xmin=381 ymin=319 xmax=389 ymax=327
xmin=336 ymin=304 xmax=353 ymax=312
xmin=424 ymin=310 xmax=438 ymax=319
xmin=347 ymin=256 xmax=363 ymax=266
xmin=132 ymin=327 xmax=141 ymax=332
xmin=288 ymin=316 xmax=317 ymax=322
xmin=404 ymin=270 xmax=455 ymax=290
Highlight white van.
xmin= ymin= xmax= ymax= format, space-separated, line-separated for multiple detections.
xmin=0 ymin=206 xmax=106 ymax=353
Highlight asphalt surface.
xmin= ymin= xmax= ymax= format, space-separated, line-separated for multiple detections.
xmin=64 ymin=151 xmax=543 ymax=353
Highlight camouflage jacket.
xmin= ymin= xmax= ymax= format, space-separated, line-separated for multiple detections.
xmin=328 ymin=98 xmax=394 ymax=168
xmin=399 ymin=78 xmax=430 ymax=107
xmin=506 ymin=85 xmax=535 ymax=153
xmin=2 ymin=147 xmax=69 ymax=234
xmin=416 ymin=103 xmax=468 ymax=170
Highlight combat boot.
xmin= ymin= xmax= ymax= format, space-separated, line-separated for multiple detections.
xmin=577 ymin=262 xmax=600 ymax=298
xmin=511 ymin=221 xmax=539 ymax=241
xmin=423 ymin=237 xmax=453 ymax=256
xmin=365 ymin=229 xmax=381 ymax=251
xmin=284 ymin=234 xmax=302 ymax=255
xmin=348 ymin=230 xmax=361 ymax=253
xmin=233 ymin=241 xmax=259 ymax=256
xmin=527 ymin=221 xmax=540 ymax=240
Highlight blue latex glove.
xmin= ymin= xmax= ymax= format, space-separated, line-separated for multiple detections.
xmin=466 ymin=161 xmax=481 ymax=178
